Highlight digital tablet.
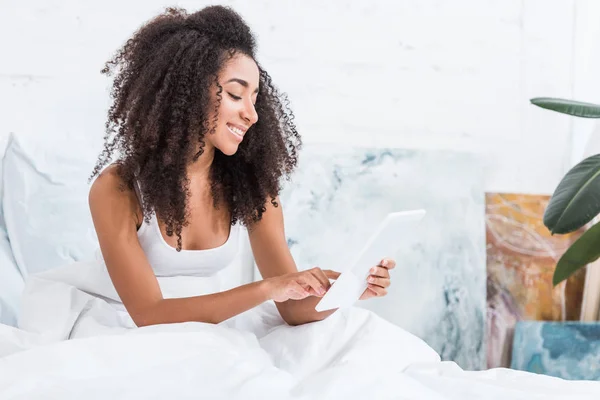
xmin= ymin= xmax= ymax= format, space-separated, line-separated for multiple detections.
xmin=315 ymin=209 xmax=426 ymax=312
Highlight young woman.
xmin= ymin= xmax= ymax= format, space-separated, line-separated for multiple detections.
xmin=88 ymin=5 xmax=395 ymax=328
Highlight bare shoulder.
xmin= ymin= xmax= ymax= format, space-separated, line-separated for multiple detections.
xmin=89 ymin=163 xmax=130 ymax=206
xmin=247 ymin=195 xmax=283 ymax=233
xmin=247 ymin=195 xmax=285 ymax=248
xmin=89 ymin=163 xmax=142 ymax=228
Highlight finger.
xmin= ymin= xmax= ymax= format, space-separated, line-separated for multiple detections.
xmin=380 ymin=258 xmax=396 ymax=270
xmin=301 ymin=270 xmax=327 ymax=296
xmin=367 ymin=284 xmax=388 ymax=297
xmin=299 ymin=282 xmax=320 ymax=297
xmin=310 ymin=267 xmax=332 ymax=289
xmin=297 ymin=280 xmax=322 ymax=297
xmin=290 ymin=281 xmax=311 ymax=299
xmin=367 ymin=276 xmax=390 ymax=288
xmin=369 ymin=266 xmax=390 ymax=278
xmin=323 ymin=269 xmax=341 ymax=281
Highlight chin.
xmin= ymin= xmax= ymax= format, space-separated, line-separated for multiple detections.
xmin=217 ymin=144 xmax=240 ymax=156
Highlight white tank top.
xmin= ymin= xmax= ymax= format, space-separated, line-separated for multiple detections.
xmin=133 ymin=180 xmax=241 ymax=278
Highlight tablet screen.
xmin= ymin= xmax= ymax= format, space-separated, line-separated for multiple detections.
xmin=315 ymin=209 xmax=426 ymax=312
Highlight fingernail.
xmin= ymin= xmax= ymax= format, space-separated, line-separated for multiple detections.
xmin=368 ymin=277 xmax=375 ymax=283
xmin=382 ymin=260 xmax=388 ymax=267
xmin=371 ymin=267 xmax=376 ymax=273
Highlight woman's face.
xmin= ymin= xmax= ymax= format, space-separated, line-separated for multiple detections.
xmin=205 ymin=53 xmax=259 ymax=156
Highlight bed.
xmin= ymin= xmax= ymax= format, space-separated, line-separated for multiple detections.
xmin=1 ymin=132 xmax=599 ymax=399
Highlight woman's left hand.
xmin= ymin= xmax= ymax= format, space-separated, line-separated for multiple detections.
xmin=359 ymin=258 xmax=395 ymax=300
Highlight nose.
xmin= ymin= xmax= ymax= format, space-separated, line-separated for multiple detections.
xmin=241 ymin=100 xmax=258 ymax=125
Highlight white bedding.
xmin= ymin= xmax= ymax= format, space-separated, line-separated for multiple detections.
xmin=1 ymin=260 xmax=599 ymax=399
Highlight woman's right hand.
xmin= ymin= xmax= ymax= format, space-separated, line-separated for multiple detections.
xmin=264 ymin=267 xmax=340 ymax=302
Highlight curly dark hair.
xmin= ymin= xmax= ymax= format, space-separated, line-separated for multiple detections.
xmin=90 ymin=5 xmax=302 ymax=251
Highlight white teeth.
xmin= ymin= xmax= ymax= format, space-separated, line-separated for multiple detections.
xmin=227 ymin=124 xmax=244 ymax=136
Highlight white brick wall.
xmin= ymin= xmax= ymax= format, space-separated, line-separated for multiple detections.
xmin=2 ymin=0 xmax=598 ymax=194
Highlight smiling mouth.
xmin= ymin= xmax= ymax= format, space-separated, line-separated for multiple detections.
xmin=227 ymin=123 xmax=245 ymax=137
xmin=226 ymin=124 xmax=244 ymax=141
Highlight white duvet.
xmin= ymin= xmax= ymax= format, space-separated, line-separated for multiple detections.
xmin=1 ymin=261 xmax=599 ymax=399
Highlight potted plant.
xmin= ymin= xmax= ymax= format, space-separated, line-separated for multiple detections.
xmin=530 ymin=98 xmax=600 ymax=286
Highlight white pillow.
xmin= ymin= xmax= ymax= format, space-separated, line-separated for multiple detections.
xmin=0 ymin=133 xmax=12 ymax=229
xmin=3 ymin=134 xmax=100 ymax=277
xmin=0 ymin=228 xmax=23 ymax=326
xmin=0 ymin=133 xmax=24 ymax=326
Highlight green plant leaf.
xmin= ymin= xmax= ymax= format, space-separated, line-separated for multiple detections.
xmin=531 ymin=98 xmax=600 ymax=118
xmin=553 ymin=222 xmax=600 ymax=285
xmin=543 ymin=154 xmax=600 ymax=234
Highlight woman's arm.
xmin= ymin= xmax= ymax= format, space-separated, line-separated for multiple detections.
xmin=247 ymin=196 xmax=340 ymax=326
xmin=89 ymin=166 xmax=330 ymax=327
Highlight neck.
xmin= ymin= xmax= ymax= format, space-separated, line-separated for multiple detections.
xmin=186 ymin=142 xmax=215 ymax=180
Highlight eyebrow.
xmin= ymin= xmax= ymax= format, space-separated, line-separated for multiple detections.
xmin=225 ymin=78 xmax=259 ymax=94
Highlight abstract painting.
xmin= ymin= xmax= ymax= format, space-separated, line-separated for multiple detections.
xmin=279 ymin=144 xmax=486 ymax=370
xmin=511 ymin=321 xmax=600 ymax=380
xmin=486 ymin=193 xmax=586 ymax=369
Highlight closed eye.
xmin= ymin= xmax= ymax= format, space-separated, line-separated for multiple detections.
xmin=228 ymin=92 xmax=257 ymax=107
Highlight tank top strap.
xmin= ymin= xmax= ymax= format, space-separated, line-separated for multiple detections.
xmin=132 ymin=177 xmax=144 ymax=208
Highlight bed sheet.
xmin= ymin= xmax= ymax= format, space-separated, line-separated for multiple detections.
xmin=0 ymin=260 xmax=598 ymax=399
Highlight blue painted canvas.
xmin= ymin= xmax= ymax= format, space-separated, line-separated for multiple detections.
xmin=511 ymin=321 xmax=600 ymax=380
xmin=278 ymin=144 xmax=486 ymax=370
